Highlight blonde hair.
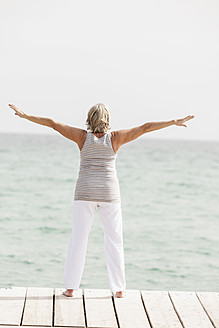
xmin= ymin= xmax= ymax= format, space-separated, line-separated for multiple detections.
xmin=86 ymin=103 xmax=111 ymax=133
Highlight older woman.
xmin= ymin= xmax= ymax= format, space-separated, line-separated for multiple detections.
xmin=8 ymin=103 xmax=194 ymax=298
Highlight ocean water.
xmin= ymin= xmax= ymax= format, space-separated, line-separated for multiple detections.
xmin=0 ymin=132 xmax=218 ymax=291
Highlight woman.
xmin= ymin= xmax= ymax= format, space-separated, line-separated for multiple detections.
xmin=8 ymin=103 xmax=195 ymax=298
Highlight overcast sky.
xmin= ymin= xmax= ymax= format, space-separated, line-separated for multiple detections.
xmin=1 ymin=0 xmax=218 ymax=141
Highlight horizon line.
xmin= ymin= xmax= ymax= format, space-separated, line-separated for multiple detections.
xmin=0 ymin=130 xmax=218 ymax=144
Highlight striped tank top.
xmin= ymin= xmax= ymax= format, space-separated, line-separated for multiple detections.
xmin=74 ymin=130 xmax=121 ymax=203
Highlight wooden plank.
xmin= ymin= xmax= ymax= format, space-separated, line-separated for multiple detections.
xmin=1 ymin=287 xmax=219 ymax=328
xmin=113 ymin=289 xmax=151 ymax=328
xmin=141 ymin=290 xmax=183 ymax=328
xmin=0 ymin=287 xmax=26 ymax=325
xmin=169 ymin=291 xmax=214 ymax=328
xmin=22 ymin=287 xmax=53 ymax=326
xmin=84 ymin=288 xmax=118 ymax=328
xmin=196 ymin=292 xmax=219 ymax=328
xmin=54 ymin=288 xmax=85 ymax=327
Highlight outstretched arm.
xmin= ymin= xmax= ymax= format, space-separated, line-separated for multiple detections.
xmin=9 ymin=104 xmax=55 ymax=128
xmin=111 ymin=115 xmax=195 ymax=153
xmin=144 ymin=115 xmax=195 ymax=132
xmin=8 ymin=104 xmax=86 ymax=149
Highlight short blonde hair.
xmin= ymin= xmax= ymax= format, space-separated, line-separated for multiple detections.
xmin=86 ymin=103 xmax=111 ymax=133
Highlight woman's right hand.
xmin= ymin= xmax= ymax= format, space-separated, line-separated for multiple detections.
xmin=174 ymin=115 xmax=195 ymax=127
xmin=8 ymin=104 xmax=26 ymax=118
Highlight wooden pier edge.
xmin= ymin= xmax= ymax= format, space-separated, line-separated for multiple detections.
xmin=0 ymin=287 xmax=218 ymax=327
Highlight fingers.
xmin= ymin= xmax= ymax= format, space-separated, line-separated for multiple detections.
xmin=185 ymin=115 xmax=195 ymax=120
xmin=181 ymin=115 xmax=195 ymax=124
xmin=8 ymin=104 xmax=17 ymax=109
xmin=8 ymin=104 xmax=22 ymax=117
xmin=9 ymin=104 xmax=16 ymax=110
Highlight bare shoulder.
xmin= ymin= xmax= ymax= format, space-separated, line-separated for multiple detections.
xmin=110 ymin=130 xmax=128 ymax=154
xmin=110 ymin=124 xmax=147 ymax=152
xmin=52 ymin=121 xmax=87 ymax=150
xmin=78 ymin=129 xmax=87 ymax=150
xmin=109 ymin=130 xmax=119 ymax=154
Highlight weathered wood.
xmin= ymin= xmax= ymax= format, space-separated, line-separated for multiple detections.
xmin=22 ymin=287 xmax=53 ymax=326
xmin=169 ymin=291 xmax=214 ymax=328
xmin=196 ymin=292 xmax=219 ymax=328
xmin=141 ymin=290 xmax=183 ymax=328
xmin=84 ymin=288 xmax=118 ymax=328
xmin=54 ymin=288 xmax=85 ymax=327
xmin=0 ymin=287 xmax=26 ymax=325
xmin=113 ymin=289 xmax=151 ymax=328
xmin=0 ymin=287 xmax=219 ymax=328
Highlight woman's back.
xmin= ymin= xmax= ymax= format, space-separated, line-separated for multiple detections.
xmin=74 ymin=130 xmax=121 ymax=203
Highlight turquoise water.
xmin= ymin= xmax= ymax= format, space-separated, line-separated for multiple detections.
xmin=0 ymin=133 xmax=218 ymax=291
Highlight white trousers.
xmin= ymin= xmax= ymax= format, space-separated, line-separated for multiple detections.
xmin=64 ymin=200 xmax=126 ymax=293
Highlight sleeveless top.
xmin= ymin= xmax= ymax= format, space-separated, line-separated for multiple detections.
xmin=74 ymin=130 xmax=121 ymax=203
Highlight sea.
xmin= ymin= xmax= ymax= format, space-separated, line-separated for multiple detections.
xmin=0 ymin=132 xmax=218 ymax=292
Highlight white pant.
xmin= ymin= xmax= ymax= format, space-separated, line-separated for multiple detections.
xmin=64 ymin=200 xmax=126 ymax=293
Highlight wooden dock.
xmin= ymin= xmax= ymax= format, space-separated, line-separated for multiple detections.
xmin=0 ymin=287 xmax=218 ymax=328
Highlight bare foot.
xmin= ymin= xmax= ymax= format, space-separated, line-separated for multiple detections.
xmin=62 ymin=289 xmax=74 ymax=297
xmin=115 ymin=290 xmax=126 ymax=298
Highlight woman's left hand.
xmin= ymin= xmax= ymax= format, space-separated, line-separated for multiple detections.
xmin=8 ymin=104 xmax=26 ymax=118
xmin=174 ymin=115 xmax=195 ymax=127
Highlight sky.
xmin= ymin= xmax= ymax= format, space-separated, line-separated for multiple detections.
xmin=1 ymin=0 xmax=219 ymax=141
